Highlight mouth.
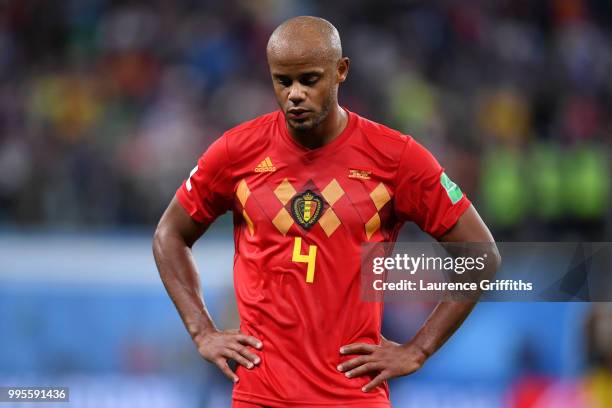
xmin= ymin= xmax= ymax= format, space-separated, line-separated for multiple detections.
xmin=287 ymin=108 xmax=310 ymax=120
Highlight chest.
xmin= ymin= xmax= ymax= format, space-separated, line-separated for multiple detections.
xmin=232 ymin=154 xmax=395 ymax=241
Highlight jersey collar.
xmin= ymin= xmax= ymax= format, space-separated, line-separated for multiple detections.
xmin=276 ymin=107 xmax=356 ymax=159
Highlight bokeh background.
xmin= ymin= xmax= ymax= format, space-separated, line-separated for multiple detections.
xmin=0 ymin=0 xmax=611 ymax=407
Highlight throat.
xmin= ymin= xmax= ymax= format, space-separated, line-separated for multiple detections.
xmin=292 ymin=132 xmax=334 ymax=150
xmin=288 ymin=107 xmax=348 ymax=150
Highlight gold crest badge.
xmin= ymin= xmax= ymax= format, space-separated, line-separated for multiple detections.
xmin=291 ymin=190 xmax=324 ymax=229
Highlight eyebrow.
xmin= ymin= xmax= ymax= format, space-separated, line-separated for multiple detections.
xmin=272 ymin=70 xmax=324 ymax=78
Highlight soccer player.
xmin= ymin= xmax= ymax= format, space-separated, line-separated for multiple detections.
xmin=153 ymin=16 xmax=499 ymax=408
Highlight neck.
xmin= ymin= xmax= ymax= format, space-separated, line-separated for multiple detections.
xmin=288 ymin=104 xmax=348 ymax=150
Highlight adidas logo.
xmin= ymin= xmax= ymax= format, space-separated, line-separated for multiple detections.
xmin=254 ymin=156 xmax=276 ymax=173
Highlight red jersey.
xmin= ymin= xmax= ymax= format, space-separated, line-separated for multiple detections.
xmin=176 ymin=109 xmax=471 ymax=407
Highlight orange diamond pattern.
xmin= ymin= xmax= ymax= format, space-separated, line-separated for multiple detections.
xmin=319 ymin=208 xmax=342 ymax=237
xmin=272 ymin=207 xmax=294 ymax=236
xmin=236 ymin=179 xmax=250 ymax=206
xmin=272 ymin=178 xmax=297 ymax=234
xmin=370 ymin=182 xmax=391 ymax=211
xmin=236 ymin=179 xmax=254 ymax=236
xmin=274 ymin=178 xmax=297 ymax=205
xmin=365 ymin=183 xmax=391 ymax=240
xmin=321 ymin=179 xmax=345 ymax=206
xmin=319 ymin=179 xmax=346 ymax=236
xmin=365 ymin=213 xmax=381 ymax=239
xmin=236 ymin=178 xmax=391 ymax=240
xmin=242 ymin=210 xmax=254 ymax=235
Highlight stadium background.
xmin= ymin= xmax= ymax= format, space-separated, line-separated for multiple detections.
xmin=0 ymin=0 xmax=610 ymax=407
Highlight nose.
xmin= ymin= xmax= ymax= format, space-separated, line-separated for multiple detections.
xmin=288 ymin=83 xmax=306 ymax=105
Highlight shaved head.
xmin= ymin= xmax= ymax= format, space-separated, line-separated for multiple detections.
xmin=267 ymin=16 xmax=342 ymax=64
xmin=266 ymin=16 xmax=349 ymax=139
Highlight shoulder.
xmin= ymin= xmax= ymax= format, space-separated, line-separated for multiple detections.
xmin=351 ymin=110 xmax=414 ymax=161
xmin=350 ymin=111 xmax=442 ymax=181
xmin=220 ymin=111 xmax=280 ymax=160
xmin=223 ymin=111 xmax=279 ymax=143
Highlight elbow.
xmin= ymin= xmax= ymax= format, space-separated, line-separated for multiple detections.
xmin=152 ymin=220 xmax=192 ymax=271
xmin=493 ymin=247 xmax=502 ymax=272
xmin=490 ymin=242 xmax=502 ymax=270
xmin=152 ymin=221 xmax=170 ymax=264
xmin=152 ymin=221 xmax=162 ymax=253
xmin=152 ymin=222 xmax=177 ymax=283
xmin=486 ymin=243 xmax=502 ymax=279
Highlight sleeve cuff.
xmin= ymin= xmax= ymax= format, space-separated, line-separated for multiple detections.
xmin=175 ymin=185 xmax=209 ymax=224
xmin=430 ymin=195 xmax=472 ymax=239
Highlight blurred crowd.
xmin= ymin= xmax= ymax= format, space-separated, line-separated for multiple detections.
xmin=0 ymin=0 xmax=610 ymax=238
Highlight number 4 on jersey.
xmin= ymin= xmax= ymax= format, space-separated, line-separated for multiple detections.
xmin=292 ymin=237 xmax=317 ymax=283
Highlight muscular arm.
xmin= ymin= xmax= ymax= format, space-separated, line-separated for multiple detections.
xmin=406 ymin=204 xmax=500 ymax=360
xmin=338 ymin=205 xmax=501 ymax=392
xmin=153 ymin=197 xmax=213 ymax=339
xmin=153 ymin=198 xmax=262 ymax=382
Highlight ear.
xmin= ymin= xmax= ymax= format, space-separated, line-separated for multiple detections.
xmin=337 ymin=57 xmax=350 ymax=83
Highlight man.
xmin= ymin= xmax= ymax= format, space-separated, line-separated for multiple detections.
xmin=153 ymin=16 xmax=499 ymax=408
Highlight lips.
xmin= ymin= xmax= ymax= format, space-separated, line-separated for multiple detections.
xmin=287 ymin=108 xmax=310 ymax=119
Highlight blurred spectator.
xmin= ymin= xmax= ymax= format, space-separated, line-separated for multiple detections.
xmin=0 ymin=0 xmax=609 ymax=240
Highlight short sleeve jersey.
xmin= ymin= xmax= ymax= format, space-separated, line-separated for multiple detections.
xmin=176 ymin=109 xmax=471 ymax=407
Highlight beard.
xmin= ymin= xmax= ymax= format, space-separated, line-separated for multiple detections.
xmin=287 ymin=88 xmax=334 ymax=132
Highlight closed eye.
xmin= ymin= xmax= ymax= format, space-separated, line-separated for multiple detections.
xmin=300 ymin=75 xmax=320 ymax=85
xmin=276 ymin=76 xmax=292 ymax=87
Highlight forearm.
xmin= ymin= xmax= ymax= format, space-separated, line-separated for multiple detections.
xmin=407 ymin=205 xmax=501 ymax=359
xmin=408 ymin=245 xmax=499 ymax=359
xmin=406 ymin=301 xmax=476 ymax=358
xmin=153 ymin=228 xmax=217 ymax=341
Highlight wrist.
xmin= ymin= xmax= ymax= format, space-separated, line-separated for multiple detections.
xmin=191 ymin=326 xmax=218 ymax=344
xmin=401 ymin=341 xmax=430 ymax=366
